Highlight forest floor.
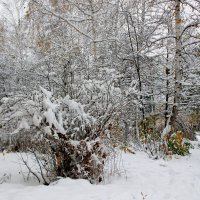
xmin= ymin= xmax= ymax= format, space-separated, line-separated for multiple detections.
xmin=0 ymin=140 xmax=200 ymax=200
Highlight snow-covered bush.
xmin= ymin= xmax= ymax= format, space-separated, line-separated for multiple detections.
xmin=0 ymin=87 xmax=108 ymax=183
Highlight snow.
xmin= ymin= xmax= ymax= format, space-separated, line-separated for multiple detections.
xmin=64 ymin=95 xmax=95 ymax=124
xmin=10 ymin=118 xmax=30 ymax=135
xmin=64 ymin=95 xmax=87 ymax=117
xmin=33 ymin=114 xmax=42 ymax=127
xmin=0 ymin=145 xmax=200 ymax=200
xmin=196 ymin=132 xmax=200 ymax=142
xmin=18 ymin=118 xmax=30 ymax=130
xmin=0 ymin=153 xmax=40 ymax=186
xmin=0 ymin=97 xmax=10 ymax=104
xmin=43 ymin=108 xmax=65 ymax=134
xmin=40 ymin=87 xmax=52 ymax=99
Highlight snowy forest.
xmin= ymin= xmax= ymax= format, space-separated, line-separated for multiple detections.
xmin=0 ymin=0 xmax=200 ymax=200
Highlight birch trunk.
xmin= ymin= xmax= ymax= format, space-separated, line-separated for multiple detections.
xmin=171 ymin=0 xmax=182 ymax=128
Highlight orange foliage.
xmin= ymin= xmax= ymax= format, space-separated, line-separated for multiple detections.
xmin=177 ymin=131 xmax=182 ymax=144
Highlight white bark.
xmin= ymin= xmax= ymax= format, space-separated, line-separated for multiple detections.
xmin=171 ymin=0 xmax=182 ymax=127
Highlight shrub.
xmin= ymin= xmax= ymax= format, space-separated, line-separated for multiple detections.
xmin=139 ymin=117 xmax=163 ymax=157
xmin=167 ymin=131 xmax=191 ymax=156
xmin=34 ymin=136 xmax=108 ymax=184
xmin=138 ymin=117 xmax=193 ymax=158
xmin=189 ymin=111 xmax=200 ymax=131
xmin=0 ymin=87 xmax=108 ymax=184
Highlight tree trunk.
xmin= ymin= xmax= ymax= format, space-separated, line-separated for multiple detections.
xmin=171 ymin=0 xmax=182 ymax=129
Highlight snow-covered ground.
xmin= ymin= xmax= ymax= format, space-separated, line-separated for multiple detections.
xmin=196 ymin=132 xmax=200 ymax=142
xmin=0 ymin=145 xmax=200 ymax=200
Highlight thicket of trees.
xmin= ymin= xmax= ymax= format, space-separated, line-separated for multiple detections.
xmin=0 ymin=0 xmax=200 ymax=184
